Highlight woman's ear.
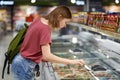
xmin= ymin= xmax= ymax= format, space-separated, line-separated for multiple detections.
xmin=58 ymin=15 xmax=63 ymax=21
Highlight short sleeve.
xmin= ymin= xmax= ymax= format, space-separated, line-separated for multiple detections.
xmin=39 ymin=27 xmax=52 ymax=45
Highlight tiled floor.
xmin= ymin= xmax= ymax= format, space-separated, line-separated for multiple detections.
xmin=0 ymin=33 xmax=13 ymax=80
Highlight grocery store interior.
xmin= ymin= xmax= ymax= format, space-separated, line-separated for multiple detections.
xmin=0 ymin=0 xmax=120 ymax=80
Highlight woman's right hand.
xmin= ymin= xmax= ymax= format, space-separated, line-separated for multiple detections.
xmin=70 ymin=59 xmax=85 ymax=66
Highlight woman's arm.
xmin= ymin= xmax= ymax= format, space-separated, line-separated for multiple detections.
xmin=41 ymin=44 xmax=84 ymax=65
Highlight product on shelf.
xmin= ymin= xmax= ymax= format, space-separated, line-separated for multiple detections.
xmin=72 ymin=13 xmax=79 ymax=23
xmin=91 ymin=64 xmax=107 ymax=71
xmin=78 ymin=12 xmax=88 ymax=24
xmin=85 ymin=12 xmax=120 ymax=33
xmin=116 ymin=15 xmax=120 ymax=33
xmin=87 ymin=14 xmax=95 ymax=27
xmin=53 ymin=64 xmax=94 ymax=80
xmin=100 ymin=14 xmax=119 ymax=32
xmin=89 ymin=62 xmax=117 ymax=79
xmin=87 ymin=12 xmax=105 ymax=27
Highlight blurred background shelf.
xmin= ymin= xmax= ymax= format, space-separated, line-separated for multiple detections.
xmin=68 ymin=22 xmax=120 ymax=40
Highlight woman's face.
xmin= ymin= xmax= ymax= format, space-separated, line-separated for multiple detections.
xmin=59 ymin=18 xmax=71 ymax=29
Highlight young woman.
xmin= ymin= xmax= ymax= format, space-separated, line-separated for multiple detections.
xmin=11 ymin=6 xmax=85 ymax=80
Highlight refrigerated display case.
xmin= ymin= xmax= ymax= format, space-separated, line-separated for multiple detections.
xmin=51 ymin=41 xmax=120 ymax=80
xmin=51 ymin=23 xmax=120 ymax=80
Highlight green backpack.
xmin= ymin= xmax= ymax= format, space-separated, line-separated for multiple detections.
xmin=2 ymin=23 xmax=29 ymax=79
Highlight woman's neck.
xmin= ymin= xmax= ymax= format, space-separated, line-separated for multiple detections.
xmin=40 ymin=17 xmax=49 ymax=25
xmin=41 ymin=17 xmax=52 ymax=29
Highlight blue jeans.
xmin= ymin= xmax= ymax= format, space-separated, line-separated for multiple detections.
xmin=11 ymin=53 xmax=37 ymax=80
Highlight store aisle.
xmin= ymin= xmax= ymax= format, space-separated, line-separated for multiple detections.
xmin=0 ymin=33 xmax=13 ymax=80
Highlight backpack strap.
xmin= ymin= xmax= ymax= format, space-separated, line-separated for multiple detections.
xmin=2 ymin=51 xmax=11 ymax=79
xmin=2 ymin=55 xmax=7 ymax=79
xmin=7 ymin=55 xmax=10 ymax=74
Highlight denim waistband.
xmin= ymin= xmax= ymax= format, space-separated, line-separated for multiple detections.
xmin=16 ymin=53 xmax=37 ymax=66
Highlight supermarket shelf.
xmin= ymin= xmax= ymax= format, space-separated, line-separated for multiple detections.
xmin=51 ymin=31 xmax=120 ymax=79
xmin=68 ymin=22 xmax=120 ymax=40
xmin=51 ymin=23 xmax=120 ymax=80
xmin=52 ymin=46 xmax=120 ymax=80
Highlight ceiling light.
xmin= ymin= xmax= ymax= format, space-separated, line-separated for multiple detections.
xmin=31 ymin=0 xmax=36 ymax=3
xmin=76 ymin=1 xmax=85 ymax=5
xmin=71 ymin=0 xmax=76 ymax=4
xmin=115 ymin=0 xmax=119 ymax=4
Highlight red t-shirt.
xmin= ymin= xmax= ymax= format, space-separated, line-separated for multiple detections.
xmin=20 ymin=18 xmax=52 ymax=63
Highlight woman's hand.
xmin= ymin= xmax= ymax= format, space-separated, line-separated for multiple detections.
xmin=42 ymin=44 xmax=85 ymax=65
xmin=70 ymin=59 xmax=85 ymax=66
